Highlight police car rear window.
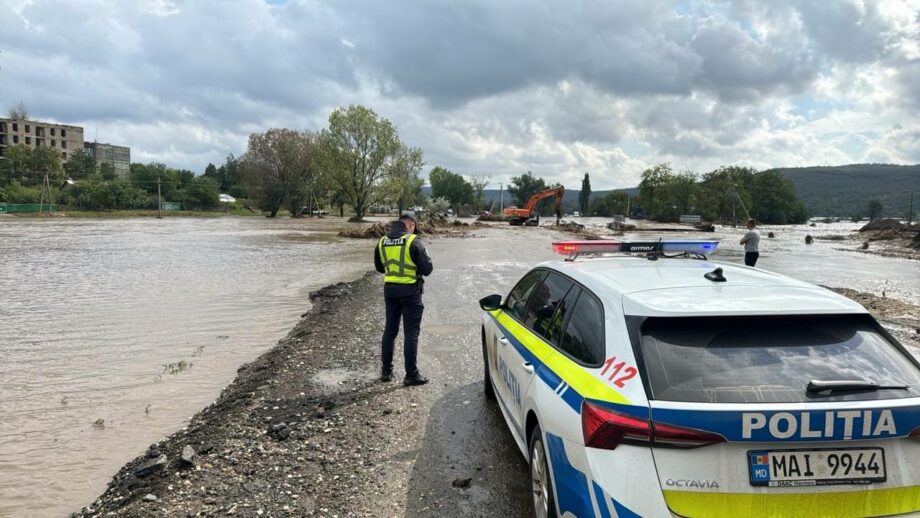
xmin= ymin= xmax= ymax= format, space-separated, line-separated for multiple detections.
xmin=638 ymin=315 xmax=920 ymax=404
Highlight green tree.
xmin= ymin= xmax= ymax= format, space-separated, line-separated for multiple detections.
xmin=697 ymin=166 xmax=755 ymax=224
xmin=315 ymin=105 xmax=400 ymax=221
xmin=241 ymin=128 xmax=315 ymax=217
xmin=868 ymin=199 xmax=884 ymax=220
xmin=429 ymin=166 xmax=474 ymax=210
xmin=384 ymin=145 xmax=425 ymax=214
xmin=638 ymin=163 xmax=673 ymax=218
xmin=579 ymin=173 xmax=591 ymax=215
xmin=589 ymin=191 xmax=629 ymax=217
xmin=183 ymin=176 xmax=220 ymax=210
xmin=203 ymin=163 xmax=218 ymax=180
xmin=748 ymin=170 xmax=808 ymax=224
xmin=508 ymin=171 xmax=547 ymax=207
xmin=219 ymin=155 xmax=245 ymax=197
xmin=99 ymin=162 xmax=117 ymax=181
xmin=63 ymin=150 xmax=96 ymax=180
xmin=0 ymin=144 xmax=33 ymax=184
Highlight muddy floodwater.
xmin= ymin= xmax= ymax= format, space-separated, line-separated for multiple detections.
xmin=0 ymin=217 xmax=370 ymax=517
xmin=0 ymin=216 xmax=917 ymax=517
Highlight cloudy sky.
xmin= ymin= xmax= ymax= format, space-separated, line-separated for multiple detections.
xmin=1 ymin=0 xmax=918 ymax=189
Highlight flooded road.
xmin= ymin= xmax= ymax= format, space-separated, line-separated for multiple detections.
xmin=0 ymin=217 xmax=370 ymax=517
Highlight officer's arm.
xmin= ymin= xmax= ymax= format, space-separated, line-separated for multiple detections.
xmin=412 ymin=240 xmax=434 ymax=276
xmin=374 ymin=243 xmax=385 ymax=273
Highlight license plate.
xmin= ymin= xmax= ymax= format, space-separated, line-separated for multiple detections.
xmin=748 ymin=448 xmax=886 ymax=487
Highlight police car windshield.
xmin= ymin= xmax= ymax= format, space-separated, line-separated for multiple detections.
xmin=637 ymin=315 xmax=920 ymax=404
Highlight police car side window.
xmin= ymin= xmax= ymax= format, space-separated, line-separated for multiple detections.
xmin=505 ymin=270 xmax=545 ymax=321
xmin=547 ymin=286 xmax=580 ymax=345
xmin=523 ymin=272 xmax=574 ymax=341
xmin=559 ymin=291 xmax=605 ymax=365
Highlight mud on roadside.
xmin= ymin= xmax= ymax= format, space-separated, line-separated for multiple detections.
xmin=73 ymin=272 xmax=420 ymax=517
xmin=824 ymin=287 xmax=920 ymax=350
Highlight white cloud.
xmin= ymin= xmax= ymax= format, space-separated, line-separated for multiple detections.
xmin=0 ymin=0 xmax=916 ymax=189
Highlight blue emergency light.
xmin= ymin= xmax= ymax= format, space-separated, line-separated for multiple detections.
xmin=552 ymin=239 xmax=719 ymax=258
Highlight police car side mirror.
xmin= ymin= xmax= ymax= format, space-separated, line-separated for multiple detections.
xmin=479 ymin=294 xmax=503 ymax=311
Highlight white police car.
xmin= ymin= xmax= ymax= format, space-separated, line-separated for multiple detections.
xmin=478 ymin=240 xmax=920 ymax=518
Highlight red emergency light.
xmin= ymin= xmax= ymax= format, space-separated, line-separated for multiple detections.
xmin=552 ymin=240 xmax=623 ymax=255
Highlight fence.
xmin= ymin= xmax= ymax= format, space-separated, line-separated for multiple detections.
xmin=0 ymin=203 xmax=59 ymax=213
xmin=679 ymin=215 xmax=702 ymax=225
xmin=160 ymin=202 xmax=181 ymax=211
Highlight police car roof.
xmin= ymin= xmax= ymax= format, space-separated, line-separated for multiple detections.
xmin=540 ymin=257 xmax=867 ymax=317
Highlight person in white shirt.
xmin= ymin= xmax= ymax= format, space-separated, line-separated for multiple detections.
xmin=740 ymin=218 xmax=760 ymax=267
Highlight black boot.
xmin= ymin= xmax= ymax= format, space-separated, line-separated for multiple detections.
xmin=403 ymin=374 xmax=429 ymax=386
xmin=380 ymin=370 xmax=393 ymax=382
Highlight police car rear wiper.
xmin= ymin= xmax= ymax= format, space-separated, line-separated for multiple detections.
xmin=806 ymin=379 xmax=909 ymax=394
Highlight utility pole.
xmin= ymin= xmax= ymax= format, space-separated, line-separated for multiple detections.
xmin=157 ymin=173 xmax=162 ymax=219
xmin=499 ymin=183 xmax=504 ymax=215
xmin=909 ymin=193 xmax=914 ymax=225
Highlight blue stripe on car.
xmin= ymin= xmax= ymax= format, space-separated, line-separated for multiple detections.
xmin=545 ymin=432 xmax=595 ymax=517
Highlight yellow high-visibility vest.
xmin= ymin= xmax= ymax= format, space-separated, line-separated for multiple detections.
xmin=378 ymin=233 xmax=418 ymax=284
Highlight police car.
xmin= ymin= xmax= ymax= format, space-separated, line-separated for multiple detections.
xmin=478 ymin=240 xmax=920 ymax=518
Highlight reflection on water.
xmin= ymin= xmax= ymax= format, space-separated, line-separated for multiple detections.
xmin=0 ymin=217 xmax=371 ymax=516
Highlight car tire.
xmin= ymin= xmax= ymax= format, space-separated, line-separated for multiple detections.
xmin=482 ymin=337 xmax=496 ymax=400
xmin=529 ymin=424 xmax=557 ymax=518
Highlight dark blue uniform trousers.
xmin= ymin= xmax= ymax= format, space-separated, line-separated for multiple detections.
xmin=381 ymin=292 xmax=424 ymax=377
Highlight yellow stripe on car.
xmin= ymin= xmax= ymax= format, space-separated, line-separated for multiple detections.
xmin=663 ymin=486 xmax=920 ymax=518
xmin=493 ymin=311 xmax=630 ymax=406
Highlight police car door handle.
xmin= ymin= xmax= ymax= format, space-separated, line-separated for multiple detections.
xmin=498 ymin=336 xmax=509 ymax=346
xmin=522 ymin=362 xmax=535 ymax=375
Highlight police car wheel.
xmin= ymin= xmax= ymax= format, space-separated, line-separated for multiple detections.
xmin=529 ymin=424 xmax=557 ymax=518
xmin=482 ymin=340 xmax=495 ymax=400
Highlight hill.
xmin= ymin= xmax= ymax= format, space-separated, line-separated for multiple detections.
xmin=769 ymin=164 xmax=920 ymax=218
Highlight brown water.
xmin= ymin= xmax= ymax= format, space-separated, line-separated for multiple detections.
xmin=0 ymin=217 xmax=371 ymax=517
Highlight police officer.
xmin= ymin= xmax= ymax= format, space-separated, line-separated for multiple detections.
xmin=374 ymin=211 xmax=433 ymax=385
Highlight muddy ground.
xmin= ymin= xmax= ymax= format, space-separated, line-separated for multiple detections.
xmin=75 ymin=227 xmax=920 ymax=518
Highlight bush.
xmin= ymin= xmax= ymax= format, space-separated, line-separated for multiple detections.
xmin=182 ymin=176 xmax=219 ymax=210
xmin=71 ymin=180 xmax=151 ymax=210
xmin=0 ymin=182 xmax=42 ymax=203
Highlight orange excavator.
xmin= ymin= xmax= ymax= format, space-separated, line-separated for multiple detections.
xmin=503 ymin=186 xmax=565 ymax=226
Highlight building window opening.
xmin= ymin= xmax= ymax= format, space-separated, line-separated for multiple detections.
xmin=62 ymin=141 xmax=67 ymax=149
xmin=25 ymin=137 xmax=31 ymax=145
xmin=61 ymin=129 xmax=67 ymax=138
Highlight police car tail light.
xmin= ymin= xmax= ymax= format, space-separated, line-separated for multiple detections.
xmin=552 ymin=240 xmax=623 ymax=255
xmin=910 ymin=427 xmax=920 ymax=441
xmin=582 ymin=402 xmax=652 ymax=449
xmin=651 ymin=422 xmax=726 ymax=449
xmin=582 ymin=401 xmax=725 ymax=450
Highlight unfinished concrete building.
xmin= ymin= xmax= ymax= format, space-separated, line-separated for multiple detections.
xmin=0 ymin=117 xmax=85 ymax=162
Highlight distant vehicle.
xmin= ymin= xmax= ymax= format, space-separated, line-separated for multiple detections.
xmin=503 ymin=186 xmax=565 ymax=226
xmin=218 ymin=194 xmax=236 ymax=203
xmin=479 ymin=239 xmax=920 ymax=517
xmin=573 ymin=211 xmax=581 ymax=217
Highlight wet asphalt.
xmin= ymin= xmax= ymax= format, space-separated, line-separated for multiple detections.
xmin=400 ymin=226 xmax=560 ymax=517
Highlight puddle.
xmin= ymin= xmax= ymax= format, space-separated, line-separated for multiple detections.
xmin=311 ymin=367 xmax=373 ymax=393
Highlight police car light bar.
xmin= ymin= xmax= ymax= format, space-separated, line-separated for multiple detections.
xmin=552 ymin=239 xmax=719 ymax=257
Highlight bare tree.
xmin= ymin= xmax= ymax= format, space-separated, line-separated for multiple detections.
xmin=8 ymin=101 xmax=28 ymax=120
xmin=469 ymin=174 xmax=491 ymax=211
